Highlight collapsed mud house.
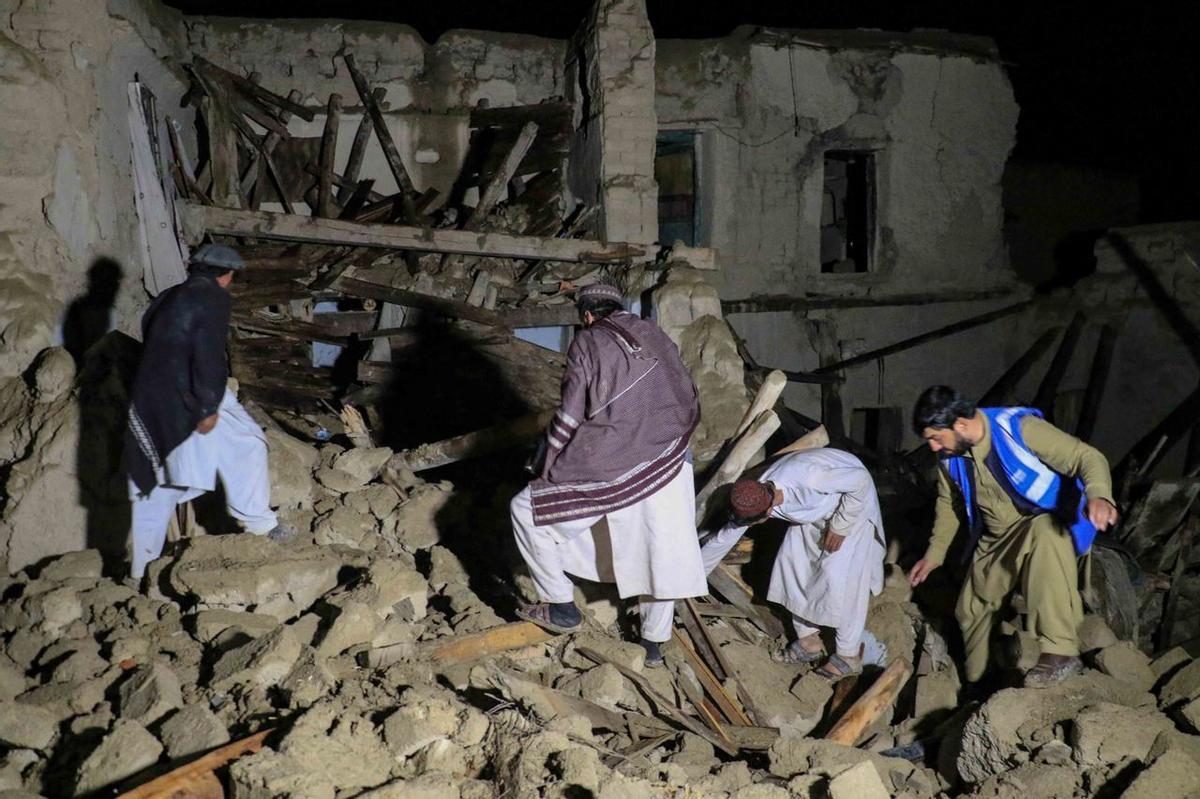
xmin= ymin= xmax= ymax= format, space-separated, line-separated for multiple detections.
xmin=1 ymin=0 xmax=1200 ymax=796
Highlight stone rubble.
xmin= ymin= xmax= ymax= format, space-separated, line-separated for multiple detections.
xmin=0 ymin=425 xmax=1195 ymax=798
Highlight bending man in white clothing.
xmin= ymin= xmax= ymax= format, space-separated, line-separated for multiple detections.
xmin=510 ymin=283 xmax=705 ymax=667
xmin=701 ymin=448 xmax=886 ymax=679
xmin=124 ymin=244 xmax=295 ymax=585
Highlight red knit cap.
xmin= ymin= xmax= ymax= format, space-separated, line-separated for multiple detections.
xmin=730 ymin=478 xmax=773 ymax=521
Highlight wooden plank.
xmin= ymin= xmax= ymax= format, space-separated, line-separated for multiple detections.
xmin=695 ymin=410 xmax=781 ymax=520
xmin=195 ymin=57 xmax=314 ymax=121
xmin=812 ymin=300 xmax=1034 ymax=374
xmin=339 ymin=86 xmax=385 ymax=204
xmin=317 ymin=93 xmax=342 ymax=218
xmin=1033 ymin=311 xmax=1087 ymax=421
xmin=383 ymin=409 xmax=555 ymax=474
xmin=367 ymin=621 xmax=555 ymax=668
xmin=721 ymin=288 xmax=1016 ymax=314
xmin=464 ymin=121 xmax=538 ymax=230
xmin=667 ymin=645 xmax=734 ymax=746
xmin=339 ymin=179 xmax=377 ymax=220
xmin=342 ymin=53 xmax=417 ymax=223
xmin=181 ymin=203 xmax=647 ymax=264
xmin=229 ymin=314 xmax=349 ymax=347
xmin=677 ymin=602 xmax=726 ymax=681
xmin=1076 ymin=323 xmax=1117 ymax=440
xmin=672 ymin=628 xmax=753 ymax=727
xmin=706 ymin=564 xmax=785 ymax=639
xmin=576 ymin=646 xmax=737 ymax=756
xmin=824 ymin=658 xmax=912 ymax=746
xmin=1160 ymin=516 xmax=1198 ymax=651
xmin=334 ymin=276 xmax=579 ymax=328
xmin=118 ymin=729 xmax=272 ymax=798
xmin=189 ymin=67 xmax=241 ymax=208
xmin=693 ymin=603 xmax=750 ymax=619
xmin=979 ymin=326 xmax=1062 ymax=406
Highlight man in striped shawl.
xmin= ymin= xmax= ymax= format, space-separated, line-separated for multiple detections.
xmin=510 ymin=283 xmax=705 ymax=666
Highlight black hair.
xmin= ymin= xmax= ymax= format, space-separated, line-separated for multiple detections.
xmin=912 ymin=385 xmax=977 ymax=434
xmin=188 ymin=263 xmax=235 ymax=280
xmin=577 ymin=296 xmax=624 ymax=320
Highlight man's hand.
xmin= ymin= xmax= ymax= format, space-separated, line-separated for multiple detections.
xmin=821 ymin=528 xmax=845 ymax=553
xmin=908 ymin=559 xmax=940 ymax=587
xmin=1086 ymin=498 xmax=1119 ymax=531
xmin=196 ymin=413 xmax=219 ymax=435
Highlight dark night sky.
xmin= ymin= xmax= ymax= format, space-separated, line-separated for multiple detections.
xmin=166 ymin=0 xmax=1200 ymax=221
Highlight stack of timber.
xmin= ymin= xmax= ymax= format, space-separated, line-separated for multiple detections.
xmin=166 ymin=51 xmax=647 ymax=411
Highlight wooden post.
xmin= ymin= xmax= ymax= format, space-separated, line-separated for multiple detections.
xmin=695 ymin=410 xmax=780 ymax=519
xmin=339 ymin=87 xmax=385 ymax=204
xmin=979 ymin=326 xmax=1062 ymax=406
xmin=189 ymin=66 xmax=241 ymax=209
xmin=1076 ymin=323 xmax=1117 ymax=440
xmin=342 ymin=53 xmax=418 ymax=222
xmin=464 ymin=121 xmax=539 ymax=230
xmin=118 ymin=729 xmax=272 ymax=798
xmin=772 ymin=425 xmax=829 ymax=457
xmin=824 ymin=658 xmax=912 ymax=746
xmin=807 ymin=318 xmax=846 ymax=440
xmin=250 ymin=89 xmax=302 ymax=214
xmin=733 ymin=370 xmax=786 ymax=439
xmin=317 ymin=93 xmax=342 ymax=218
xmin=1033 ymin=311 xmax=1086 ymax=422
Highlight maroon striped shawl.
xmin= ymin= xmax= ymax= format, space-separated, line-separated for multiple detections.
xmin=530 ymin=312 xmax=699 ymax=524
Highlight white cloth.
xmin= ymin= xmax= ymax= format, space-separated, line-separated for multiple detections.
xmin=511 ymin=462 xmax=705 ymax=640
xmin=128 ymin=389 xmax=276 ymax=577
xmin=701 ymin=450 xmax=885 ymax=652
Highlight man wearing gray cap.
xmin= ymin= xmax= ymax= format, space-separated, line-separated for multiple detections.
xmin=124 ymin=244 xmax=295 ymax=585
xmin=509 ymin=283 xmax=705 ymax=666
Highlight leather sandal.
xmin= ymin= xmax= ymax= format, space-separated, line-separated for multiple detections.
xmin=814 ymin=645 xmax=865 ymax=681
xmin=515 ymin=601 xmax=583 ymax=634
xmin=772 ymin=639 xmax=827 ymax=665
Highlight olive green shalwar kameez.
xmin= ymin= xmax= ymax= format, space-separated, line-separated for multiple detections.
xmin=924 ymin=414 xmax=1114 ymax=682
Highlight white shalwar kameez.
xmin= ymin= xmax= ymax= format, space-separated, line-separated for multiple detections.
xmin=701 ymin=449 xmax=885 ymax=656
xmin=128 ymin=388 xmax=276 ymax=577
xmin=511 ymin=462 xmax=705 ymax=642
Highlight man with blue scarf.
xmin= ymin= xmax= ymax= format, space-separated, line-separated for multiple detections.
xmin=907 ymin=386 xmax=1119 ymax=688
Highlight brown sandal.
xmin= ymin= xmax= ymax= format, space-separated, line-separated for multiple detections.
xmin=1023 ymin=654 xmax=1083 ymax=688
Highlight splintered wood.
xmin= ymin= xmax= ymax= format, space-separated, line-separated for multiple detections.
xmin=166 ymin=50 xmax=646 ymax=415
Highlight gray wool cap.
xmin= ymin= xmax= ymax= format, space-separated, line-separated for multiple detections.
xmin=190 ymin=243 xmax=245 ymax=271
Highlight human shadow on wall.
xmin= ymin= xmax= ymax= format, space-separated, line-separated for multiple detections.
xmin=62 ymin=257 xmax=123 ymax=368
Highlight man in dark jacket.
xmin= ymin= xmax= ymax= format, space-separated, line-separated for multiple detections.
xmin=125 ymin=244 xmax=293 ymax=583
xmin=510 ymin=283 xmax=705 ymax=666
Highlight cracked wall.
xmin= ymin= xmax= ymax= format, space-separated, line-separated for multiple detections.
xmin=657 ymin=30 xmax=1021 ymax=447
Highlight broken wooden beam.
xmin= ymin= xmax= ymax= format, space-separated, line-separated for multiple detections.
xmin=695 ymin=410 xmax=781 ymax=519
xmin=824 ymin=657 xmax=913 ymax=746
xmin=339 ymin=86 xmax=385 ymax=204
xmin=464 ymin=120 xmax=538 ymax=230
xmin=705 ymin=564 xmax=785 ymax=639
xmin=195 ymin=57 xmax=314 ymax=121
xmin=1033 ymin=311 xmax=1086 ymax=421
xmin=363 ymin=621 xmax=554 ymax=669
xmin=979 ymin=326 xmax=1063 ymax=406
xmin=342 ymin=52 xmax=418 ymax=223
xmin=316 ymin=93 xmax=342 ymax=218
xmin=812 ymin=300 xmax=1033 ymax=374
xmin=576 ymin=646 xmax=737 ymax=756
xmin=383 ymin=409 xmax=555 ymax=476
xmin=181 ymin=203 xmax=647 ymax=263
xmin=118 ymin=729 xmax=273 ymax=798
xmin=671 ymin=628 xmax=753 ymax=727
xmin=334 ymin=276 xmax=580 ymax=328
xmin=1076 ymin=323 xmax=1117 ymax=440
xmin=720 ymin=288 xmax=1018 ymax=314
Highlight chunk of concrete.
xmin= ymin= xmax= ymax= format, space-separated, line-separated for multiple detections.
xmin=1124 ymin=749 xmax=1200 ymax=799
xmin=1077 ymin=615 xmax=1119 ymax=653
xmin=564 ymin=634 xmax=647 ymax=673
xmin=168 ymin=535 xmax=341 ymax=618
xmin=336 ymin=559 xmax=427 ymax=621
xmin=1069 ymin=702 xmax=1174 ymax=767
xmin=384 ymin=482 xmax=454 ymax=551
xmin=312 ymin=505 xmax=378 ymax=550
xmin=265 ymin=426 xmax=319 ymax=511
xmin=38 ymin=549 xmax=103 ymax=581
xmin=827 ymin=761 xmax=890 ymax=799
xmin=158 ymin=704 xmax=230 ymax=759
xmin=355 ymin=775 xmax=460 ymax=799
xmin=229 ymin=749 xmax=336 ymax=799
xmin=211 ymin=625 xmax=302 ymax=690
xmin=191 ymin=609 xmax=280 ymax=643
xmin=49 ymin=648 xmax=107 ymax=684
xmin=1147 ymin=729 xmax=1200 ymax=768
xmin=278 ymin=702 xmax=393 ymax=791
xmin=970 ymin=762 xmax=1078 ymax=798
xmin=332 ymin=446 xmax=393 ymax=486
xmin=1094 ymin=641 xmax=1157 ymax=692
xmin=1159 ymin=659 xmax=1200 ymax=709
xmin=578 ymin=663 xmax=626 ymax=709
xmin=23 ymin=586 xmax=82 ymax=634
xmin=788 ymin=671 xmax=834 ymax=736
xmin=0 ymin=701 xmax=57 ymax=750
xmin=914 ymin=670 xmax=960 ymax=723
xmin=316 ymin=600 xmax=380 ymax=658
xmin=1150 ymin=647 xmax=1191 ymax=682
xmin=74 ymin=719 xmax=163 ymax=794
xmin=117 ymin=662 xmax=183 ymax=725
xmin=0 ymin=661 xmax=26 ymax=702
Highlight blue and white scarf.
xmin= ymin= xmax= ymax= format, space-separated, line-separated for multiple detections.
xmin=944 ymin=407 xmax=1096 ymax=557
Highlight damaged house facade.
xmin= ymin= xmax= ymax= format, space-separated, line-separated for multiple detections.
xmin=2 ymin=0 xmax=1200 ymax=796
